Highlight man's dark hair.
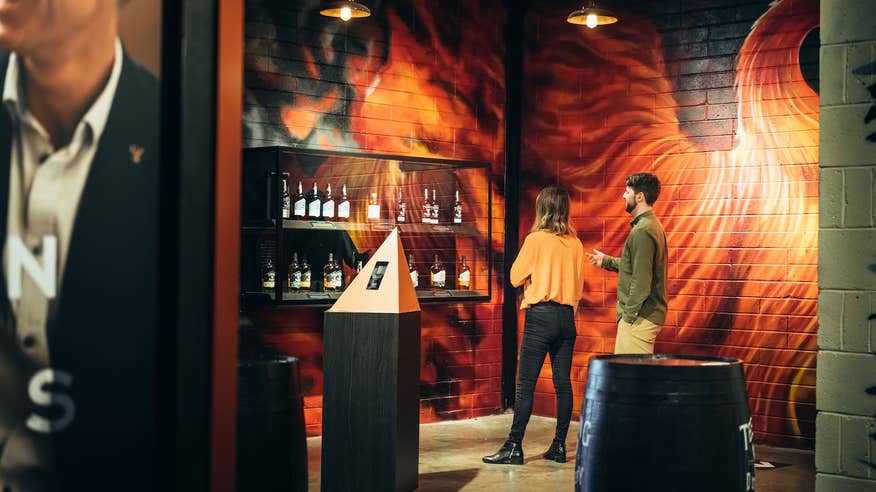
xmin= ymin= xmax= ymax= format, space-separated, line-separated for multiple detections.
xmin=625 ymin=173 xmax=661 ymax=205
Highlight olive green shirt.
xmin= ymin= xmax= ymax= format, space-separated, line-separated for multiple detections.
xmin=601 ymin=210 xmax=668 ymax=325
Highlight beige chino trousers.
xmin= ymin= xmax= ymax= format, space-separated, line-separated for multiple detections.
xmin=614 ymin=317 xmax=663 ymax=354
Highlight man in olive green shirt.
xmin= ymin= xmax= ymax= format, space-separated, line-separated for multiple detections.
xmin=587 ymin=173 xmax=668 ymax=354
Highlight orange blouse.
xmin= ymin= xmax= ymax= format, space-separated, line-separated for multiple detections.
xmin=510 ymin=231 xmax=586 ymax=311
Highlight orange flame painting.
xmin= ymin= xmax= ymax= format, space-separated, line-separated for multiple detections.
xmin=244 ymin=0 xmax=818 ymax=447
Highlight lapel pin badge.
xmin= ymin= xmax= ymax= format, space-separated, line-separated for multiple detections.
xmin=129 ymin=145 xmax=145 ymax=164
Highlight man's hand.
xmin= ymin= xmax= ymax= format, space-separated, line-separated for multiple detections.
xmin=586 ymin=248 xmax=605 ymax=267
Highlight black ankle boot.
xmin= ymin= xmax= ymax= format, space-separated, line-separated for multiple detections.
xmin=543 ymin=439 xmax=566 ymax=463
xmin=482 ymin=440 xmax=524 ymax=465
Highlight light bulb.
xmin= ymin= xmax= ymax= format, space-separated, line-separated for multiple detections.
xmin=340 ymin=6 xmax=352 ymax=21
xmin=586 ymin=13 xmax=597 ymax=28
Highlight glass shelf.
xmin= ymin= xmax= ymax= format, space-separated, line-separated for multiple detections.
xmin=242 ymin=288 xmax=489 ymax=307
xmin=243 ymin=219 xmax=480 ymax=236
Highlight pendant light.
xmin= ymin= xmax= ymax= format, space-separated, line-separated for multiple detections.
xmin=567 ymin=1 xmax=618 ymax=29
xmin=319 ymin=1 xmax=371 ymax=22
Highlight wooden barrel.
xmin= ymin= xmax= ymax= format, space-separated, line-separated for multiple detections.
xmin=237 ymin=354 xmax=308 ymax=492
xmin=575 ymin=355 xmax=754 ymax=492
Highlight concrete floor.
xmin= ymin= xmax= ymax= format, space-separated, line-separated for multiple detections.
xmin=306 ymin=413 xmax=814 ymax=491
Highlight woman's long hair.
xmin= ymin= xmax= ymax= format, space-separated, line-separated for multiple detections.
xmin=531 ymin=186 xmax=575 ymax=235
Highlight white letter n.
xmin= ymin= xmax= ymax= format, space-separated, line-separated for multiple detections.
xmin=6 ymin=235 xmax=57 ymax=299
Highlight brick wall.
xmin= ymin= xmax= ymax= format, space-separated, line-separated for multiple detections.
xmin=521 ymin=0 xmax=819 ymax=448
xmin=816 ymin=0 xmax=876 ymax=489
xmin=242 ymin=0 xmax=507 ymax=436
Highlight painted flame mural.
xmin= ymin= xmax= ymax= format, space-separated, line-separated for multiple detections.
xmin=244 ymin=0 xmax=507 ymax=434
xmin=521 ymin=0 xmax=818 ymax=447
xmin=244 ymin=0 xmax=819 ymax=447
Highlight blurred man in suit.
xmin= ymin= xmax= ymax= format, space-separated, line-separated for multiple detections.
xmin=0 ymin=1 xmax=160 ymax=490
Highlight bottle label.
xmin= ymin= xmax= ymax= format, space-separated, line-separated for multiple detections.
xmin=411 ymin=271 xmax=418 ymax=288
xmin=289 ymin=271 xmax=301 ymax=289
xmin=322 ymin=200 xmax=335 ymax=218
xmin=397 ymin=203 xmax=406 ymax=222
xmin=431 ymin=270 xmax=446 ymax=287
xmin=301 ymin=271 xmax=311 ymax=289
xmin=308 ymin=200 xmax=321 ymax=218
xmin=459 ymin=271 xmax=470 ymax=282
xmin=294 ymin=198 xmax=306 ymax=217
xmin=337 ymin=201 xmax=350 ymax=218
xmin=331 ymin=270 xmax=343 ymax=288
xmin=325 ymin=270 xmax=343 ymax=289
xmin=367 ymin=204 xmax=380 ymax=220
xmin=282 ymin=196 xmax=291 ymax=218
xmin=422 ymin=206 xmax=431 ymax=223
xmin=454 ymin=205 xmax=462 ymax=223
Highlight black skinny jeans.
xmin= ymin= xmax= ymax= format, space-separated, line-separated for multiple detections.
xmin=509 ymin=301 xmax=577 ymax=443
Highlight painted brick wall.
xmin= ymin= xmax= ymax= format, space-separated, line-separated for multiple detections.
xmin=242 ymin=0 xmax=507 ymax=436
xmin=815 ymin=0 xmax=876 ymax=489
xmin=520 ymin=0 xmax=819 ymax=448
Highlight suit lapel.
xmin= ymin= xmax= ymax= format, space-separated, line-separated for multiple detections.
xmin=0 ymin=53 xmax=12 ymax=312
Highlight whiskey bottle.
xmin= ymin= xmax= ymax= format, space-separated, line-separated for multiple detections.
xmin=262 ymin=257 xmax=276 ymax=290
xmin=336 ymin=184 xmax=350 ymax=221
xmin=422 ymin=188 xmax=431 ymax=224
xmin=430 ymin=189 xmax=440 ymax=224
xmin=429 ymin=253 xmax=445 ymax=289
xmin=408 ymin=253 xmax=419 ymax=288
xmin=457 ymin=255 xmax=471 ymax=290
xmin=396 ymin=187 xmax=407 ymax=223
xmin=307 ymin=182 xmax=321 ymax=218
xmin=323 ymin=253 xmax=343 ymax=292
xmin=299 ymin=255 xmax=312 ymax=290
xmin=293 ymin=180 xmax=306 ymax=217
xmin=453 ymin=190 xmax=463 ymax=224
xmin=287 ymin=252 xmax=301 ymax=291
xmin=367 ymin=191 xmax=380 ymax=220
xmin=280 ymin=173 xmax=291 ymax=219
xmin=322 ymin=184 xmax=335 ymax=219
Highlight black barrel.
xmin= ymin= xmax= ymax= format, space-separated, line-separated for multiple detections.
xmin=575 ymin=355 xmax=754 ymax=492
xmin=237 ymin=354 xmax=308 ymax=492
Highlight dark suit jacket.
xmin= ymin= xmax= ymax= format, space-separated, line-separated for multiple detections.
xmin=0 ymin=51 xmax=160 ymax=491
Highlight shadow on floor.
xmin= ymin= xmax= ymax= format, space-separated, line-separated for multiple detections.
xmin=418 ymin=468 xmax=480 ymax=492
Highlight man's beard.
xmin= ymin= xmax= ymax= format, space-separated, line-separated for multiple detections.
xmin=625 ymin=200 xmax=635 ymax=214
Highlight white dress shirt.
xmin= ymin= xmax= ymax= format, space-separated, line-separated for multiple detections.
xmin=0 ymin=39 xmax=124 ymax=491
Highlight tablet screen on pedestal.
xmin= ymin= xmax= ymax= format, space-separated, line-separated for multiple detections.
xmin=366 ymin=261 xmax=389 ymax=290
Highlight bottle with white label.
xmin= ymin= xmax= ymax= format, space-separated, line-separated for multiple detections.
xmin=287 ymin=252 xmax=301 ymax=291
xmin=307 ymin=182 xmax=321 ymax=218
xmin=262 ymin=257 xmax=276 ymax=290
xmin=429 ymin=253 xmax=445 ymax=289
xmin=322 ymin=184 xmax=335 ymax=220
xmin=430 ymin=189 xmax=440 ymax=224
xmin=337 ymin=184 xmax=350 ymax=221
xmin=323 ymin=253 xmax=343 ymax=292
xmin=280 ymin=173 xmax=291 ymax=219
xmin=396 ymin=187 xmax=406 ymax=223
xmin=367 ymin=191 xmax=381 ymax=220
xmin=293 ymin=181 xmax=306 ymax=217
xmin=453 ymin=190 xmax=463 ymax=224
xmin=422 ymin=188 xmax=431 ymax=224
xmin=457 ymin=255 xmax=471 ymax=290
xmin=300 ymin=255 xmax=311 ymax=290
xmin=408 ymin=254 xmax=419 ymax=288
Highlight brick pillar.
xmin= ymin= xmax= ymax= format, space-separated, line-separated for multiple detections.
xmin=817 ymin=1 xmax=876 ymax=490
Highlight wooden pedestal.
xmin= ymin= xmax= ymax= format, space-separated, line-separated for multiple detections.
xmin=321 ymin=311 xmax=421 ymax=492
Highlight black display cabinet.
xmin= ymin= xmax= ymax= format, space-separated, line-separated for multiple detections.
xmin=241 ymin=146 xmax=492 ymax=306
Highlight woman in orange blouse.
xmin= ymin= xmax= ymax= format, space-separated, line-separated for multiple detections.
xmin=483 ymin=186 xmax=586 ymax=465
